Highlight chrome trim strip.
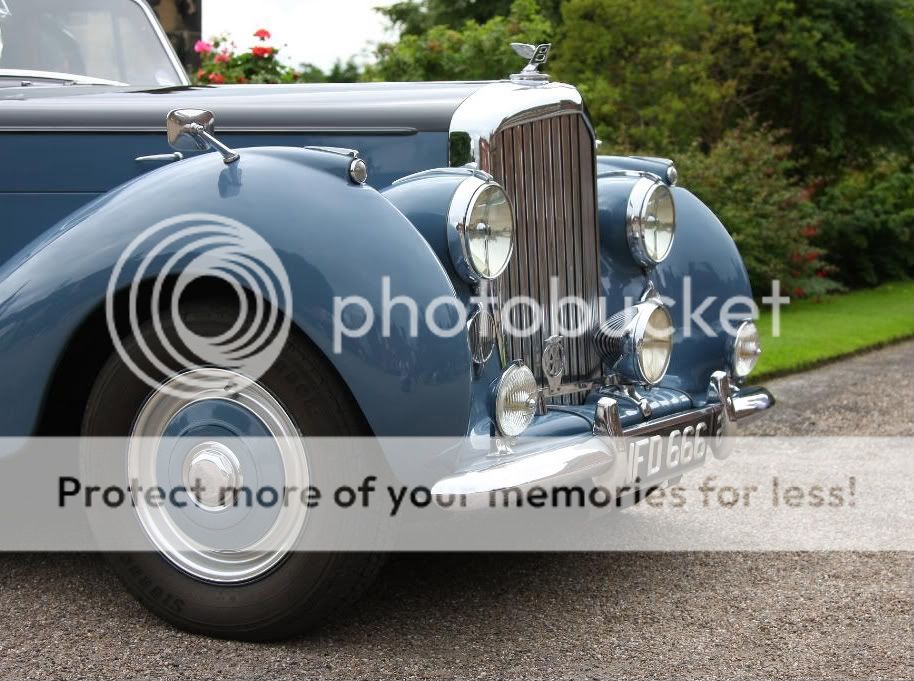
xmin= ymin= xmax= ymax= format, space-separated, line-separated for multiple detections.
xmin=448 ymin=81 xmax=592 ymax=171
xmin=0 ymin=126 xmax=419 ymax=134
xmin=135 ymin=152 xmax=183 ymax=163
xmin=0 ymin=69 xmax=127 ymax=86
xmin=621 ymin=404 xmax=720 ymax=438
xmin=597 ymin=169 xmax=663 ymax=182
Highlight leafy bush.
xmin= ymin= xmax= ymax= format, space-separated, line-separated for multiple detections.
xmin=677 ymin=123 xmax=841 ymax=298
xmin=814 ymin=154 xmax=914 ymax=287
xmin=363 ymin=0 xmax=551 ymax=82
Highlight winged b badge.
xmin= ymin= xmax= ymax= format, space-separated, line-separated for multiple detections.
xmin=510 ymin=42 xmax=551 ymax=77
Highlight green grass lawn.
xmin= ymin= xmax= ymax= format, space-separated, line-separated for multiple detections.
xmin=755 ymin=281 xmax=913 ymax=379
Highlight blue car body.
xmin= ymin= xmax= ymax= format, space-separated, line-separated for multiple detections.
xmin=0 ymin=79 xmax=767 ymax=484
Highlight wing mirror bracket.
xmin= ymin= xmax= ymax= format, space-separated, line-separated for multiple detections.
xmin=166 ymin=109 xmax=239 ymax=164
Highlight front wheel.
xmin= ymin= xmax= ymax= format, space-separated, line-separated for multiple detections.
xmin=82 ymin=303 xmax=383 ymax=640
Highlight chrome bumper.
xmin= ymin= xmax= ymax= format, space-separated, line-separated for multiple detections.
xmin=432 ymin=371 xmax=773 ymax=508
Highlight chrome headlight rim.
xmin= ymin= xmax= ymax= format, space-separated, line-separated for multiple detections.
xmin=494 ymin=361 xmax=538 ymax=437
xmin=595 ymin=300 xmax=674 ymax=386
xmin=730 ymin=319 xmax=762 ymax=379
xmin=626 ymin=176 xmax=676 ymax=267
xmin=447 ymin=175 xmax=516 ymax=283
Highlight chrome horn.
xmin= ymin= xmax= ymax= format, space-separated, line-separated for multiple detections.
xmin=166 ymin=108 xmax=239 ymax=164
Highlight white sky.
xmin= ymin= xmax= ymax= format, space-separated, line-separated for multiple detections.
xmin=203 ymin=0 xmax=397 ymax=70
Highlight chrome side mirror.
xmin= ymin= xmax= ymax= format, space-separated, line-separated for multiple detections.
xmin=166 ymin=108 xmax=239 ymax=164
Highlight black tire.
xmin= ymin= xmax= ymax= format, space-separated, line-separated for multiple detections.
xmin=82 ymin=302 xmax=384 ymax=640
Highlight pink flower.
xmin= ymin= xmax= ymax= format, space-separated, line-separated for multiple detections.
xmin=254 ymin=28 xmax=271 ymax=40
xmin=214 ymin=51 xmax=231 ymax=63
xmin=194 ymin=39 xmax=213 ymax=54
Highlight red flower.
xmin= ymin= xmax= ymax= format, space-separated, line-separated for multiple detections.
xmin=254 ymin=28 xmax=271 ymax=40
xmin=208 ymin=72 xmax=224 ymax=84
xmin=251 ymin=46 xmax=274 ymax=58
xmin=196 ymin=68 xmax=206 ymax=80
xmin=793 ymin=287 xmax=805 ymax=298
xmin=801 ymin=225 xmax=818 ymax=238
xmin=805 ymin=251 xmax=818 ymax=262
xmin=214 ymin=51 xmax=231 ymax=64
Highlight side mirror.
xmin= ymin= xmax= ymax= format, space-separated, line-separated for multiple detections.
xmin=166 ymin=109 xmax=239 ymax=164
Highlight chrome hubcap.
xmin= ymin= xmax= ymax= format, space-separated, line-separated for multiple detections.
xmin=128 ymin=367 xmax=308 ymax=584
xmin=183 ymin=441 xmax=243 ymax=511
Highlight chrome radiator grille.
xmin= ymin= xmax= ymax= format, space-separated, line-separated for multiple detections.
xmin=489 ymin=113 xmax=601 ymax=395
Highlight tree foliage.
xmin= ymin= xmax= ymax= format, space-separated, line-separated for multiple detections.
xmin=377 ymin=0 xmax=562 ymax=36
xmin=814 ymin=153 xmax=914 ymax=287
xmin=363 ymin=0 xmax=552 ymax=82
xmin=196 ymin=1 xmax=913 ymax=294
xmin=370 ymin=0 xmax=913 ymax=172
xmin=677 ymin=123 xmax=838 ymax=297
xmin=552 ymin=0 xmax=914 ymax=169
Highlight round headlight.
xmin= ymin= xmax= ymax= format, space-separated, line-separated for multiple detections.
xmin=637 ymin=304 xmax=674 ymax=384
xmin=732 ymin=320 xmax=761 ymax=378
xmin=449 ymin=177 xmax=515 ymax=282
xmin=594 ymin=300 xmax=673 ymax=385
xmin=626 ymin=177 xmax=676 ymax=266
xmin=494 ymin=363 xmax=537 ymax=436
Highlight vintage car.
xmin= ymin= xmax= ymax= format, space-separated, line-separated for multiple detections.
xmin=0 ymin=0 xmax=772 ymax=639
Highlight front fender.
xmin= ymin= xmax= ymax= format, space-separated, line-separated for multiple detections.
xmin=596 ymin=173 xmax=754 ymax=397
xmin=0 ymin=147 xmax=473 ymax=437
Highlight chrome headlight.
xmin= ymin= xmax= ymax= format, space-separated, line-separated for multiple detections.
xmin=626 ymin=177 xmax=676 ymax=267
xmin=448 ymin=176 xmax=515 ymax=282
xmin=494 ymin=363 xmax=537 ymax=436
xmin=731 ymin=320 xmax=761 ymax=378
xmin=594 ymin=301 xmax=674 ymax=385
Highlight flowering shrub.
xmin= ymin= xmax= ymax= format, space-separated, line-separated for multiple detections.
xmin=677 ymin=123 xmax=842 ymax=298
xmin=194 ymin=29 xmax=304 ymax=84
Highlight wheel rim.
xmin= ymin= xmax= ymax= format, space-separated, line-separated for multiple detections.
xmin=128 ymin=367 xmax=308 ymax=584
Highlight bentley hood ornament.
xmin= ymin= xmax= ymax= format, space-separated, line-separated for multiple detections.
xmin=510 ymin=42 xmax=551 ymax=83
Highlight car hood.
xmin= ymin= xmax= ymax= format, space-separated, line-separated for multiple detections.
xmin=0 ymin=82 xmax=487 ymax=133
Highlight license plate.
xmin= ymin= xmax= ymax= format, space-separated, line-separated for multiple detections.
xmin=621 ymin=408 xmax=721 ymax=487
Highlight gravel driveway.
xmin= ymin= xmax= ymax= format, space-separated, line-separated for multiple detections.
xmin=1 ymin=341 xmax=911 ymax=680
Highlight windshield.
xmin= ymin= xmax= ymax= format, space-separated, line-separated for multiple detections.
xmin=0 ymin=0 xmax=184 ymax=86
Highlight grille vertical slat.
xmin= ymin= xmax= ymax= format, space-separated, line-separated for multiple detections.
xmin=492 ymin=112 xmax=601 ymax=402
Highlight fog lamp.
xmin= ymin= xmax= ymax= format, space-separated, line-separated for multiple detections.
xmin=732 ymin=320 xmax=761 ymax=378
xmin=494 ymin=363 xmax=537 ymax=436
